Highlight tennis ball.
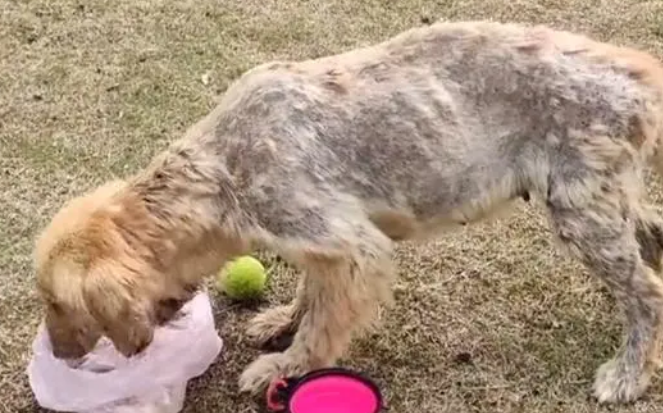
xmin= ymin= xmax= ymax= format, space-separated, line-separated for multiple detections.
xmin=217 ymin=256 xmax=267 ymax=300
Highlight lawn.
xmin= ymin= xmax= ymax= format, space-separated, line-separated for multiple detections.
xmin=2 ymin=0 xmax=663 ymax=412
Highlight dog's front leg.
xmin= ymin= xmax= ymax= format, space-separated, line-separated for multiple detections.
xmin=246 ymin=273 xmax=308 ymax=351
xmin=239 ymin=251 xmax=393 ymax=394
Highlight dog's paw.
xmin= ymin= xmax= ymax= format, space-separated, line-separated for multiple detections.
xmin=246 ymin=305 xmax=296 ymax=350
xmin=239 ymin=352 xmax=305 ymax=394
xmin=592 ymin=358 xmax=650 ymax=404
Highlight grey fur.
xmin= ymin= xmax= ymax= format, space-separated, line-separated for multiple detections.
xmin=35 ymin=20 xmax=663 ymax=404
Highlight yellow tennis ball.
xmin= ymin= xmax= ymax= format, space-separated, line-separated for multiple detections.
xmin=217 ymin=256 xmax=267 ymax=300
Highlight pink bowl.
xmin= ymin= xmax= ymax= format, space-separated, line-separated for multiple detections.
xmin=287 ymin=369 xmax=382 ymax=413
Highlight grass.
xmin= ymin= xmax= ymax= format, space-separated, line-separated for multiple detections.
xmin=2 ymin=0 xmax=663 ymax=412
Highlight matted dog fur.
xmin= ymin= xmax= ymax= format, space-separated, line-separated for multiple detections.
xmin=34 ymin=20 xmax=663 ymax=404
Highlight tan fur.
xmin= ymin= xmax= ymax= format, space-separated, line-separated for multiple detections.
xmin=35 ymin=20 xmax=663 ymax=404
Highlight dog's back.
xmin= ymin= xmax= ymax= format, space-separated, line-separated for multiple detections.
xmin=199 ymin=21 xmax=663 ymax=237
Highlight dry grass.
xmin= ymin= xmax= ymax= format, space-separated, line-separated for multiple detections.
xmin=2 ymin=0 xmax=663 ymax=412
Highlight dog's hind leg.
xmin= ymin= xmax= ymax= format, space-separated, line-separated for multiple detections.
xmin=239 ymin=217 xmax=395 ymax=394
xmin=634 ymin=205 xmax=663 ymax=273
xmin=547 ymin=174 xmax=663 ymax=403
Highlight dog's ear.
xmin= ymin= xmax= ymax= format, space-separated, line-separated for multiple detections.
xmin=82 ymin=260 xmax=156 ymax=357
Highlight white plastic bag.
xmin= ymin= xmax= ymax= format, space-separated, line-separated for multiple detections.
xmin=27 ymin=291 xmax=223 ymax=413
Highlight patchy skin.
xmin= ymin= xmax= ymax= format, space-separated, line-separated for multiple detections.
xmin=35 ymin=20 xmax=663 ymax=404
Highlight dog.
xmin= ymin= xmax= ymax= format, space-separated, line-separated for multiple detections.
xmin=34 ymin=20 xmax=663 ymax=404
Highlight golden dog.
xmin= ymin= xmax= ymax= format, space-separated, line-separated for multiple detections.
xmin=35 ymin=21 xmax=663 ymax=403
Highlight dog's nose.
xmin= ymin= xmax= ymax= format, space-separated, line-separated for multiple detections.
xmin=51 ymin=343 xmax=87 ymax=360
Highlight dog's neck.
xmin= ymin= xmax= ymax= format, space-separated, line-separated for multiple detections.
xmin=113 ymin=149 xmax=252 ymax=286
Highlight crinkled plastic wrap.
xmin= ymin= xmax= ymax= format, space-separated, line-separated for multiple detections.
xmin=27 ymin=291 xmax=223 ymax=413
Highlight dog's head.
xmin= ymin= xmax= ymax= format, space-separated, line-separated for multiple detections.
xmin=35 ymin=180 xmax=166 ymax=359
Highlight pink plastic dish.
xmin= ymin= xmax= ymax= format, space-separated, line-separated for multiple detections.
xmin=267 ymin=368 xmax=383 ymax=413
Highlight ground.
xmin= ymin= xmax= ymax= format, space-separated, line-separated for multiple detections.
xmin=2 ymin=0 xmax=663 ymax=412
